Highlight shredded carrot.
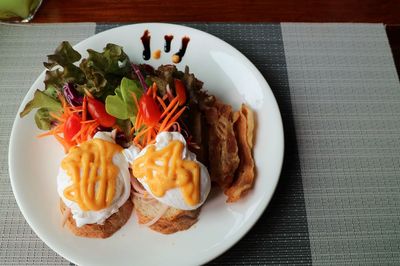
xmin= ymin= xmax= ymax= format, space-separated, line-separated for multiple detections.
xmin=163 ymin=121 xmax=182 ymax=133
xmin=37 ymin=94 xmax=100 ymax=153
xmin=81 ymin=119 xmax=96 ymax=124
xmin=146 ymin=128 xmax=152 ymax=144
xmin=159 ymin=101 xmax=180 ymax=131
xmin=59 ymin=92 xmax=67 ymax=107
xmin=131 ymin=92 xmax=140 ymax=120
xmin=169 ymin=106 xmax=186 ymax=125
xmin=84 ymin=88 xmax=94 ymax=99
xmin=134 ymin=112 xmax=142 ymax=130
xmin=147 ymin=86 xmax=152 ymax=96
xmin=86 ymin=123 xmax=98 ymax=138
xmin=49 ymin=112 xmax=65 ymax=122
xmin=130 ymin=82 xmax=189 ymax=147
xmin=134 ymin=127 xmax=150 ymax=144
xmin=79 ymin=124 xmax=90 ymax=140
xmin=151 ymin=128 xmax=157 ymax=138
xmin=54 ymin=134 xmax=72 ymax=154
xmin=153 ymin=124 xmax=160 ymax=131
xmin=160 ymin=97 xmax=179 ymax=119
xmin=37 ymin=129 xmax=58 ymax=138
xmin=71 ymin=131 xmax=81 ymax=142
xmin=156 ymin=96 xmax=167 ymax=110
xmin=82 ymin=96 xmax=87 ymax=121
xmin=162 ymin=123 xmax=174 ymax=132
xmin=152 ymin=83 xmax=157 ymax=99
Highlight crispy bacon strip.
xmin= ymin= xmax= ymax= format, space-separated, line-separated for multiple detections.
xmin=201 ymin=97 xmax=239 ymax=188
xmin=224 ymin=104 xmax=255 ymax=202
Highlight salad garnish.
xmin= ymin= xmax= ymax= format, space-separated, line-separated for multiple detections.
xmin=20 ymin=41 xmax=194 ymax=152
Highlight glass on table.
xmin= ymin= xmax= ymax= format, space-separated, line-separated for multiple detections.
xmin=0 ymin=0 xmax=43 ymax=22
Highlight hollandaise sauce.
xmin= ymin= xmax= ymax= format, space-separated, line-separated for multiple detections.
xmin=132 ymin=140 xmax=200 ymax=206
xmin=61 ymin=139 xmax=123 ymax=211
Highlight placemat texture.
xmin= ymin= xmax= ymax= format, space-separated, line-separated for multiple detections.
xmin=281 ymin=23 xmax=400 ymax=264
xmin=1 ymin=22 xmax=399 ymax=265
xmin=0 ymin=23 xmax=95 ymax=266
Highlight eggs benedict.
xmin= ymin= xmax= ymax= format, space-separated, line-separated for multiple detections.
xmin=125 ymin=132 xmax=211 ymax=234
xmin=57 ymin=132 xmax=133 ymax=238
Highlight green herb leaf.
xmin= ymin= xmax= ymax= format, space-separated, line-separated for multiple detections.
xmin=105 ymin=77 xmax=142 ymax=120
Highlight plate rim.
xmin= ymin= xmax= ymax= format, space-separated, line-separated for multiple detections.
xmin=8 ymin=22 xmax=284 ymax=265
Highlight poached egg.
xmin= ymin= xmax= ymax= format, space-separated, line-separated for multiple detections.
xmin=57 ymin=131 xmax=131 ymax=227
xmin=125 ymin=132 xmax=211 ymax=211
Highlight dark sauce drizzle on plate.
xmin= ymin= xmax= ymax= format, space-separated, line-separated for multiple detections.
xmin=141 ymin=30 xmax=151 ymax=60
xmin=164 ymin=35 xmax=174 ymax=53
xmin=173 ymin=36 xmax=190 ymax=63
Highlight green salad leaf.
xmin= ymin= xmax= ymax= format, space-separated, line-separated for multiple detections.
xmin=42 ymin=85 xmax=59 ymax=99
xmin=105 ymin=77 xmax=142 ymax=121
xmin=86 ymin=43 xmax=130 ymax=75
xmin=42 ymin=42 xmax=131 ymax=100
xmin=20 ymin=89 xmax=61 ymax=118
xmin=43 ymin=41 xmax=86 ymax=90
xmin=78 ymin=43 xmax=132 ymax=99
xmin=34 ymin=108 xmax=54 ymax=130
xmin=20 ymin=41 xmax=137 ymax=132
xmin=44 ymin=41 xmax=81 ymax=69
xmin=19 ymin=89 xmax=62 ymax=130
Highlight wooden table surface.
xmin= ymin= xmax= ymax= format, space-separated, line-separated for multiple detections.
xmin=33 ymin=0 xmax=400 ymax=23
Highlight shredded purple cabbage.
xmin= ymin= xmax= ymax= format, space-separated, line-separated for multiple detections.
xmin=50 ymin=120 xmax=59 ymax=127
xmin=63 ymin=83 xmax=83 ymax=107
xmin=132 ymin=64 xmax=148 ymax=92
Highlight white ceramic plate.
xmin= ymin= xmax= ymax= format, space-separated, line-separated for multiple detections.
xmin=9 ymin=23 xmax=284 ymax=266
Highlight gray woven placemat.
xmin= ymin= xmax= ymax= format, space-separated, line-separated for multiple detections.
xmin=1 ymin=22 xmax=399 ymax=265
xmin=281 ymin=23 xmax=400 ymax=264
xmin=0 ymin=23 xmax=95 ymax=266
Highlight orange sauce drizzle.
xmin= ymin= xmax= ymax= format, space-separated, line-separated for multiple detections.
xmin=131 ymin=140 xmax=200 ymax=206
xmin=61 ymin=139 xmax=123 ymax=211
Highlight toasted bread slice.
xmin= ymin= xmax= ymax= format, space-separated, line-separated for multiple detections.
xmin=133 ymin=196 xmax=200 ymax=234
xmin=60 ymin=198 xmax=133 ymax=238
